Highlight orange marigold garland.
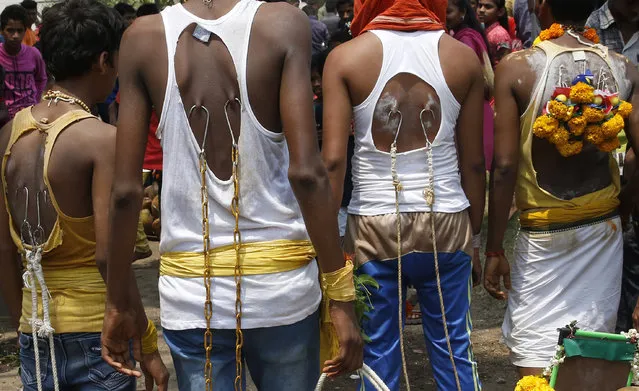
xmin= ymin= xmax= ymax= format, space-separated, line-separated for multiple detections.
xmin=583 ymin=27 xmax=600 ymax=44
xmin=538 ymin=23 xmax=599 ymax=44
xmin=531 ymin=55 xmax=633 ymax=158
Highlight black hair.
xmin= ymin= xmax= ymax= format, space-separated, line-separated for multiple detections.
xmin=491 ymin=0 xmax=510 ymax=32
xmin=311 ymin=49 xmax=330 ymax=74
xmin=329 ymin=27 xmax=351 ymax=45
xmin=136 ymin=3 xmax=160 ymax=17
xmin=1 ymin=5 xmax=28 ymax=30
xmin=336 ymin=0 xmax=353 ymax=10
xmin=546 ymin=0 xmax=598 ymax=25
xmin=302 ymin=5 xmax=317 ymax=16
xmin=451 ymin=0 xmax=494 ymax=64
xmin=39 ymin=0 xmax=126 ymax=81
xmin=20 ymin=0 xmax=37 ymax=10
xmin=114 ymin=2 xmax=136 ymax=16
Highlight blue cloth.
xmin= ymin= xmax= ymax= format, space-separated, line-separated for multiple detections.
xmin=309 ymin=16 xmax=330 ymax=55
xmin=164 ymin=310 xmax=320 ymax=391
xmin=19 ymin=332 xmax=136 ymax=391
xmin=514 ymin=0 xmax=540 ymax=48
xmin=358 ymin=251 xmax=481 ymax=391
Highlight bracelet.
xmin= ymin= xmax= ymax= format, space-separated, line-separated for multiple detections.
xmin=485 ymin=250 xmax=505 ymax=257
xmin=472 ymin=234 xmax=481 ymax=249
xmin=321 ymin=259 xmax=356 ymax=302
xmin=141 ymin=319 xmax=158 ymax=354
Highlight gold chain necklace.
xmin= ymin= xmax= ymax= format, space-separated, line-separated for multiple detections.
xmin=42 ymin=90 xmax=91 ymax=114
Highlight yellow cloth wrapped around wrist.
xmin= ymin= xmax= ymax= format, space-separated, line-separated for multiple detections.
xmin=321 ymin=260 xmax=356 ymax=302
xmin=141 ymin=319 xmax=158 ymax=354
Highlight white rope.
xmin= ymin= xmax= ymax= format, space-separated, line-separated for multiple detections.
xmin=314 ymin=364 xmax=390 ymax=391
xmin=22 ymin=248 xmax=60 ymax=391
xmin=389 ymin=110 xmax=411 ymax=391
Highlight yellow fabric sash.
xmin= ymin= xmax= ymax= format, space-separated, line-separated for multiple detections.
xmin=160 ymin=239 xmax=316 ymax=277
xmin=20 ymin=266 xmax=106 ymax=333
xmin=519 ymin=197 xmax=619 ymax=229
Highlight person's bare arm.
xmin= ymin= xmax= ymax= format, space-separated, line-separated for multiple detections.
xmin=102 ymin=19 xmax=155 ymax=379
xmin=456 ymin=51 xmax=486 ymax=237
xmin=91 ymin=123 xmax=116 ymax=281
xmin=0 ymin=123 xmax=21 ymax=331
xmin=484 ymin=56 xmax=522 ymax=300
xmin=321 ymin=46 xmax=352 ymax=213
xmin=620 ymin=63 xmax=639 ymax=229
xmin=277 ymin=6 xmax=362 ymax=376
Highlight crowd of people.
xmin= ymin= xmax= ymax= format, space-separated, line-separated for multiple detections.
xmin=0 ymin=0 xmax=637 ymax=390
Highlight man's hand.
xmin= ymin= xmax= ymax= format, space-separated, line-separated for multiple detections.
xmin=472 ymin=247 xmax=482 ymax=287
xmin=101 ymin=305 xmax=143 ymax=378
xmin=141 ymin=350 xmax=170 ymax=391
xmin=323 ymin=301 xmax=364 ymax=377
xmin=483 ymin=254 xmax=511 ymax=300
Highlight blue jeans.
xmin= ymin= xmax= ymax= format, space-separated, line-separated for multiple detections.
xmin=164 ymin=310 xmax=320 ymax=391
xmin=19 ymin=332 xmax=136 ymax=391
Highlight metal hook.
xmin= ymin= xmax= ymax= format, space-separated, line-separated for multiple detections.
xmin=420 ymin=108 xmax=436 ymax=148
xmin=32 ymin=191 xmax=46 ymax=247
xmin=387 ymin=109 xmax=403 ymax=145
xmin=223 ymin=98 xmax=242 ymax=147
xmin=18 ymin=187 xmax=31 ymax=245
xmin=189 ymin=105 xmax=211 ymax=153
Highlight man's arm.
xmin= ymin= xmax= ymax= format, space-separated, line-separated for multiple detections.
xmin=91 ymin=124 xmax=116 ymax=281
xmin=276 ymin=6 xmax=362 ymax=376
xmin=102 ymin=20 xmax=152 ymax=376
xmin=321 ymin=46 xmax=352 ymax=213
xmin=484 ymin=56 xmax=521 ymax=300
xmin=33 ymin=50 xmax=47 ymax=98
xmin=0 ymin=123 xmax=21 ymax=331
xmin=456 ymin=51 xmax=486 ymax=237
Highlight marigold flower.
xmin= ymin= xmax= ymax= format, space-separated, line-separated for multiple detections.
xmin=549 ymin=126 xmax=570 ymax=145
xmin=583 ymin=28 xmax=600 ymax=44
xmin=617 ymin=101 xmax=633 ymax=119
xmin=539 ymin=24 xmax=564 ymax=42
xmin=582 ymin=106 xmax=605 ymax=123
xmin=533 ymin=115 xmax=559 ymax=139
xmin=602 ymin=114 xmax=624 ymax=138
xmin=548 ymin=100 xmax=574 ymax=122
xmin=570 ymin=82 xmax=595 ymax=104
xmin=598 ymin=137 xmax=621 ymax=153
xmin=585 ymin=124 xmax=605 ymax=145
xmin=515 ymin=375 xmax=555 ymax=391
xmin=568 ymin=116 xmax=587 ymax=136
xmin=558 ymin=141 xmax=583 ymax=157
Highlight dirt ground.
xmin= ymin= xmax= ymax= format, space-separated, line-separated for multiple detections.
xmin=0 ymin=218 xmax=521 ymax=390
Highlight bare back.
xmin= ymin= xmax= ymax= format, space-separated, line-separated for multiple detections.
xmin=124 ymin=1 xmax=303 ymax=180
xmin=0 ymin=103 xmax=114 ymax=246
xmin=503 ymin=35 xmax=633 ymax=199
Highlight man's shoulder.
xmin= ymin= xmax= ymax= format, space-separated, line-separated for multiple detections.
xmin=124 ymin=13 xmax=165 ymax=43
xmin=254 ymin=2 xmax=309 ymax=36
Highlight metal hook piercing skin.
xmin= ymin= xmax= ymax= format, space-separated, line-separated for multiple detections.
xmin=223 ymin=98 xmax=242 ymax=148
xmin=189 ymin=105 xmax=212 ymax=153
xmin=387 ymin=108 xmax=403 ymax=145
xmin=19 ymin=187 xmax=31 ymax=245
xmin=33 ymin=191 xmax=47 ymax=248
xmin=419 ymin=108 xmax=435 ymax=148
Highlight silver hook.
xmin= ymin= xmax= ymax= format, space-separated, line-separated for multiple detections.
xmin=223 ymin=98 xmax=242 ymax=147
xmin=188 ymin=105 xmax=211 ymax=153
xmin=32 ymin=190 xmax=46 ymax=247
xmin=387 ymin=109 xmax=403 ymax=145
xmin=420 ymin=108 xmax=435 ymax=148
xmin=18 ymin=187 xmax=31 ymax=245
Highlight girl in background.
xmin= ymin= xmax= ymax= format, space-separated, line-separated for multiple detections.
xmin=447 ymin=0 xmax=495 ymax=171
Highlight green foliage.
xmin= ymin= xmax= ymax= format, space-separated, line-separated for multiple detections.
xmin=354 ymin=271 xmax=379 ymax=343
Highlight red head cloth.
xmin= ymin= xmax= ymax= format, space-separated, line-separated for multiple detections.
xmin=350 ymin=0 xmax=446 ymax=37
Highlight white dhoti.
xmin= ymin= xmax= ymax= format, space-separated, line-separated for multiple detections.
xmin=502 ymin=217 xmax=623 ymax=368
